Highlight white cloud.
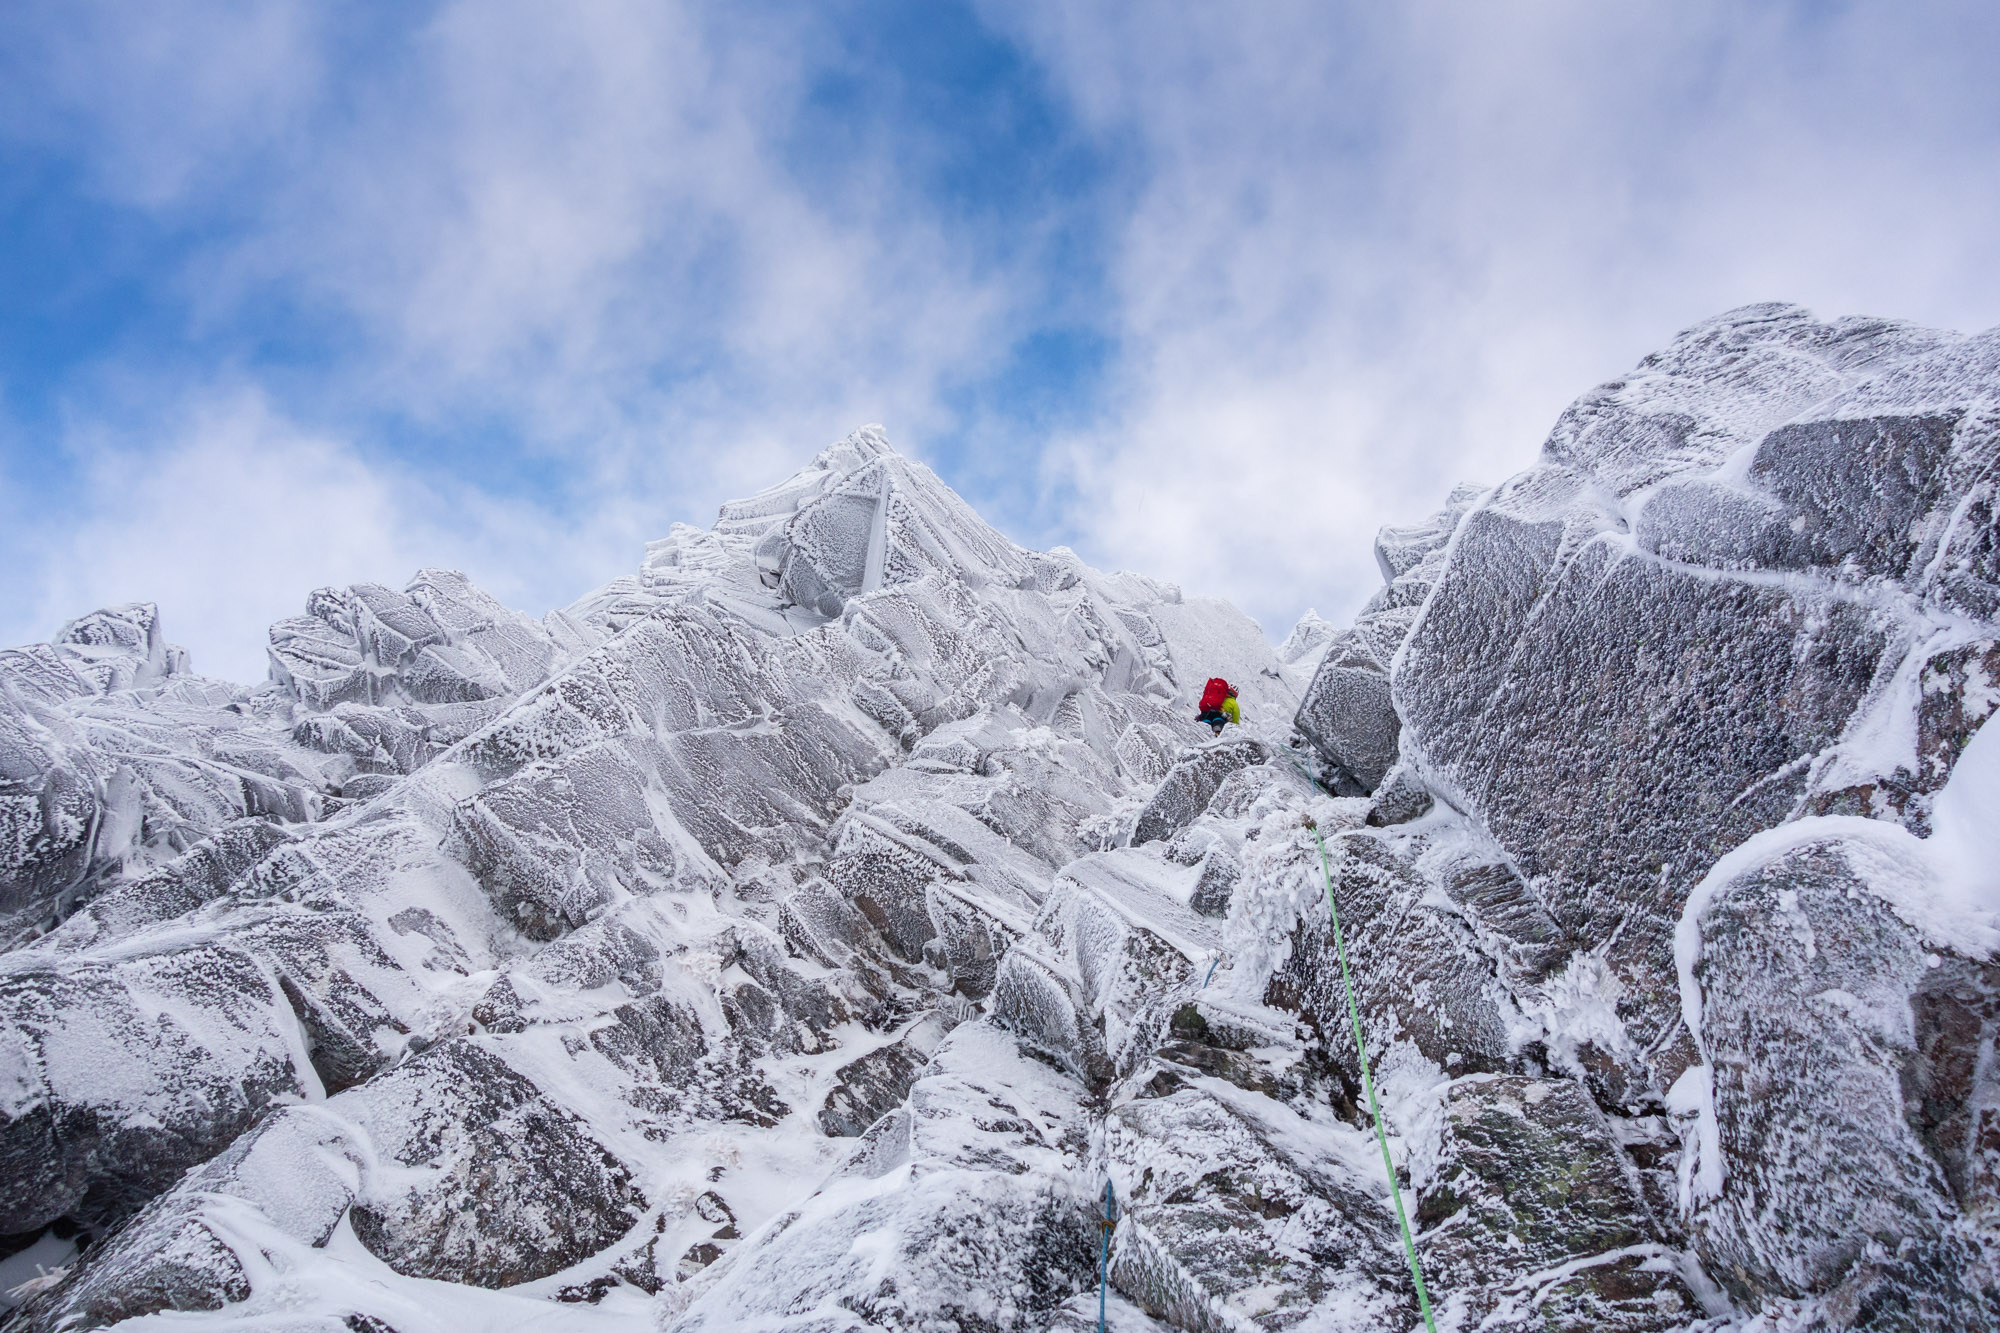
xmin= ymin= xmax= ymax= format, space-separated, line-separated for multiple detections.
xmin=987 ymin=1 xmax=2000 ymax=633
xmin=0 ymin=390 xmax=650 ymax=682
xmin=1 ymin=1 xmax=1045 ymax=669
xmin=183 ymin=0 xmax=1014 ymax=465
xmin=7 ymin=0 xmax=2000 ymax=667
xmin=5 ymin=395 xmax=429 ymax=680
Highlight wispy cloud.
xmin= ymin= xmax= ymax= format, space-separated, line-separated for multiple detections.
xmin=1 ymin=1 xmax=1073 ymax=673
xmin=990 ymin=0 xmax=2000 ymax=631
xmin=3 ymin=1 xmax=1997 ymax=678
xmin=11 ymin=392 xmax=448 ymax=679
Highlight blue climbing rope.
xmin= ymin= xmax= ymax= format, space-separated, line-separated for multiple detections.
xmin=1278 ymin=745 xmax=1335 ymax=798
xmin=1308 ymin=819 xmax=1439 ymax=1333
xmin=1097 ymin=1178 xmax=1116 ymax=1332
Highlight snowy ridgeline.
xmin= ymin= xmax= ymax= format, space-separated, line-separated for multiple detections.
xmin=3 ymin=303 xmax=2000 ymax=1333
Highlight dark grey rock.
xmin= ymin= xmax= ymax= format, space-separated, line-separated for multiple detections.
xmin=11 ymin=1207 xmax=248 ymax=1331
xmin=1106 ymin=1086 xmax=1410 ymax=1330
xmin=1751 ymin=413 xmax=1966 ymax=581
xmin=1382 ymin=309 xmax=2000 ymax=1092
xmin=1688 ymin=833 xmax=1997 ymax=1319
xmin=1364 ymin=763 xmax=1433 ymax=827
xmin=37 ymin=818 xmax=293 ymax=954
xmin=1294 ymin=639 xmax=1399 ymax=792
xmin=0 ymin=949 xmax=309 ymax=1237
xmin=589 ymin=993 xmax=788 ymax=1129
xmin=11 ymin=1107 xmax=361 ymax=1331
xmin=1435 ymin=855 xmax=1574 ymax=986
xmin=1398 ymin=515 xmax=1891 ymax=1056
xmin=1413 ymin=1075 xmax=1698 ymax=1331
xmin=1268 ymin=828 xmax=1515 ymax=1090
xmin=1130 ymin=740 xmax=1267 ymax=846
xmin=816 ymin=1010 xmax=954 ymax=1136
xmin=1186 ymin=843 xmax=1239 ymax=917
xmin=346 ymin=1039 xmax=646 ymax=1288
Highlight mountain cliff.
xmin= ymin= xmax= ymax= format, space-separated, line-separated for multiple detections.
xmin=3 ymin=304 xmax=1998 ymax=1332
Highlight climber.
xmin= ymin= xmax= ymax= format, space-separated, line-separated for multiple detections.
xmin=1196 ymin=677 xmax=1239 ymax=737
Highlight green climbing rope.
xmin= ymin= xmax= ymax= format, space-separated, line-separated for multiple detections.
xmin=1308 ymin=820 xmax=1439 ymax=1333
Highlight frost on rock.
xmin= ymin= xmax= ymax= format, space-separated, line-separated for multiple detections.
xmin=1295 ymin=482 xmax=1485 ymax=794
xmin=8 ymin=1107 xmax=361 ymax=1330
xmin=1682 ymin=826 xmax=2000 ymax=1324
xmin=344 ymin=1038 xmax=647 ymax=1288
xmin=267 ymin=569 xmax=565 ymax=711
xmin=1104 ymin=1083 xmax=1408 ymax=1331
xmin=815 ymin=1009 xmax=956 ymax=1138
xmin=1 ymin=425 xmax=1328 ymax=1330
xmin=7 ymin=304 xmax=2000 ymax=1332
xmin=1131 ymin=740 xmax=1269 ymax=847
xmin=1273 ymin=610 xmax=1339 ymax=693
xmin=1261 ymin=823 xmax=1520 ymax=1099
xmin=1410 ymin=1075 xmax=1702 ymax=1332
xmin=0 ymin=945 xmax=317 ymax=1238
xmin=1388 ymin=306 xmax=2000 ymax=1071
xmin=1287 ymin=304 xmax=2000 ymax=1326
xmin=669 ymin=1023 xmax=1099 ymax=1333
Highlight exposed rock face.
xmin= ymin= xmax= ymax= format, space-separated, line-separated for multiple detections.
xmin=1294 ymin=482 xmax=1485 ymax=794
xmin=1278 ymin=304 xmax=2000 ymax=1328
xmin=1104 ymin=1085 xmax=1407 ymax=1330
xmin=1385 ymin=307 xmax=2000 ymax=1071
xmin=0 ymin=945 xmax=316 ymax=1237
xmin=1682 ymin=824 xmax=2000 ymax=1326
xmin=1412 ymin=1075 xmax=1700 ymax=1331
xmin=815 ymin=1009 xmax=957 ymax=1137
xmin=1131 ymin=740 xmax=1269 ymax=846
xmin=6 ymin=305 xmax=2000 ymax=1332
xmin=344 ymin=1038 xmax=648 ymax=1288
xmin=12 ymin=1107 xmax=358 ymax=1329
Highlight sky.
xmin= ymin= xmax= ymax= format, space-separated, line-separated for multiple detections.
xmin=2 ymin=1 xmax=1998 ymax=681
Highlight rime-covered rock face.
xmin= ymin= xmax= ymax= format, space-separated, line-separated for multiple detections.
xmin=1377 ymin=305 xmax=2000 ymax=1071
xmin=1279 ymin=303 xmax=2000 ymax=1329
xmin=0 ymin=427 xmax=1301 ymax=1331
xmin=1410 ymin=1075 xmax=1700 ymax=1331
xmin=7 ymin=306 xmax=2000 ymax=1333
xmin=1679 ymin=824 xmax=2000 ymax=1326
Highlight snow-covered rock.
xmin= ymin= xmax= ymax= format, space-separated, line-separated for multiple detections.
xmin=1285 ymin=303 xmax=2000 ymax=1328
xmin=1387 ymin=306 xmax=2000 ymax=1076
xmin=1410 ymin=1075 xmax=1705 ymax=1331
xmin=1679 ymin=821 xmax=2000 ymax=1324
xmin=8 ymin=302 xmax=2000 ymax=1332
xmin=0 ymin=427 xmax=1312 ymax=1331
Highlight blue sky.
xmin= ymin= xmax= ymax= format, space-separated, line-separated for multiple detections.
xmin=3 ymin=1 xmax=1999 ymax=680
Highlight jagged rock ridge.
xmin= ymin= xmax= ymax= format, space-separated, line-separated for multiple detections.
xmin=1 ymin=303 xmax=1998 ymax=1333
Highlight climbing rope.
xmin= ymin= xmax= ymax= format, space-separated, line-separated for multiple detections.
xmin=1097 ymin=1178 xmax=1116 ymax=1333
xmin=1307 ymin=818 xmax=1439 ymax=1333
xmin=1277 ymin=744 xmax=1336 ymax=798
xmin=1130 ymin=742 xmax=1431 ymax=1324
